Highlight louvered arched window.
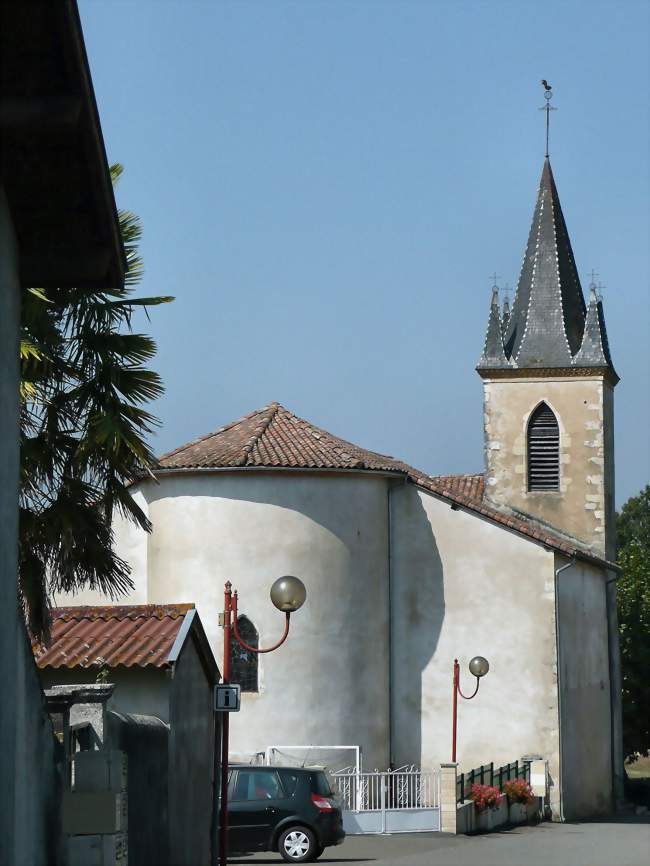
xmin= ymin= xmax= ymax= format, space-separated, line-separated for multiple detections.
xmin=230 ymin=616 xmax=258 ymax=692
xmin=527 ymin=403 xmax=560 ymax=491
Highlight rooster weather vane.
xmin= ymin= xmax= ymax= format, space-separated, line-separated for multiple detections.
xmin=539 ymin=80 xmax=557 ymax=158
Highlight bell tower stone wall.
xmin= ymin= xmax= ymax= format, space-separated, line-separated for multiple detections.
xmin=481 ymin=372 xmax=615 ymax=559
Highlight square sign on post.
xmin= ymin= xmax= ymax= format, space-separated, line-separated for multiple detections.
xmin=214 ymin=683 xmax=241 ymax=712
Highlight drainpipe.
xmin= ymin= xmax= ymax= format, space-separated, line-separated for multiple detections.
xmin=387 ymin=483 xmax=394 ymax=769
xmin=554 ymin=555 xmax=576 ymax=823
xmin=386 ymin=478 xmax=406 ymax=769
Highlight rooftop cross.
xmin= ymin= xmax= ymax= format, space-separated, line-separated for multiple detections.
xmin=539 ymin=80 xmax=557 ymax=158
xmin=489 ymin=272 xmax=501 ymax=288
xmin=587 ymin=269 xmax=600 ymax=288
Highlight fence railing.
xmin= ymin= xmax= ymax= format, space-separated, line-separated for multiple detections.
xmin=332 ymin=768 xmax=440 ymax=812
xmin=456 ymin=759 xmax=531 ymax=803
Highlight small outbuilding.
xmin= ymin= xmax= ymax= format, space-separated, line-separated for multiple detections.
xmin=34 ymin=604 xmax=220 ymax=866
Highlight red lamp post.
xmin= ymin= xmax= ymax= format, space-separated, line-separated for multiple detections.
xmin=218 ymin=576 xmax=306 ymax=866
xmin=451 ymin=656 xmax=490 ymax=763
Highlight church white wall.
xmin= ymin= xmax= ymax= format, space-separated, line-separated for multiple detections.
xmin=132 ymin=471 xmax=390 ymax=769
xmin=556 ymin=556 xmax=612 ymax=818
xmin=59 ymin=488 xmax=150 ymax=606
xmin=390 ymin=485 xmax=561 ymax=801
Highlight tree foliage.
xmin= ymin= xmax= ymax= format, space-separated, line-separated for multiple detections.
xmin=20 ymin=164 xmax=172 ymax=639
xmin=617 ymin=485 xmax=650 ymax=762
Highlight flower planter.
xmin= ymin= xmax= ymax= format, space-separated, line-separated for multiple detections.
xmin=509 ymin=802 xmax=527 ymax=825
xmin=526 ymin=797 xmax=541 ymax=823
xmin=475 ymin=796 xmax=508 ymax=832
xmin=476 ymin=809 xmax=490 ymax=832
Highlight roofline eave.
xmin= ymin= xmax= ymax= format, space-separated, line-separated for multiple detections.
xmin=409 ymin=478 xmax=617 ymax=572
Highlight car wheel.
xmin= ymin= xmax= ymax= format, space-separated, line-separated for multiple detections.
xmin=278 ymin=826 xmax=317 ymax=863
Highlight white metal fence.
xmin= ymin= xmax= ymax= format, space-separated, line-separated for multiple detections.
xmin=331 ymin=767 xmax=441 ymax=834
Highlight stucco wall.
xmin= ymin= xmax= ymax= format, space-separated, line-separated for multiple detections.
xmin=77 ymin=472 xmax=392 ymax=769
xmin=0 ymin=186 xmax=64 ymax=865
xmin=40 ymin=666 xmax=171 ymax=723
xmin=482 ymin=375 xmax=614 ymax=556
xmin=557 ymin=557 xmax=612 ymax=818
xmin=391 ymin=485 xmax=561 ymax=808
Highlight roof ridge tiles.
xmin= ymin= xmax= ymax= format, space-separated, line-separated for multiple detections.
xmin=157 ymin=404 xmax=281 ymax=465
xmin=240 ymin=403 xmax=281 ymax=466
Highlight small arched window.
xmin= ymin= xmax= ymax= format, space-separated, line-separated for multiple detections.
xmin=527 ymin=402 xmax=560 ymax=491
xmin=230 ymin=616 xmax=258 ymax=692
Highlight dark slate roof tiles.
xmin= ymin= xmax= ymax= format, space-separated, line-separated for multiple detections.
xmin=482 ymin=158 xmax=615 ymax=376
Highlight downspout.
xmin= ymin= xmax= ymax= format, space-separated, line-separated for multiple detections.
xmin=387 ymin=483 xmax=394 ymax=769
xmin=554 ymin=555 xmax=576 ymax=823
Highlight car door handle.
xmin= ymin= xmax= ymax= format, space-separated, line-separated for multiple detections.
xmin=265 ymin=807 xmax=278 ymax=813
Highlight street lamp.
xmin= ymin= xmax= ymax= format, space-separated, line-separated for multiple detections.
xmin=218 ymin=576 xmax=306 ymax=866
xmin=451 ymin=656 xmax=489 ymax=763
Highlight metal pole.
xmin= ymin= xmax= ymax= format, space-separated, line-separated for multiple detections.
xmin=218 ymin=582 xmax=232 ymax=866
xmin=451 ymin=659 xmax=459 ymax=762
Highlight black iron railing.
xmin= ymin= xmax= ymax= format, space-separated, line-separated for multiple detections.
xmin=456 ymin=759 xmax=531 ymax=803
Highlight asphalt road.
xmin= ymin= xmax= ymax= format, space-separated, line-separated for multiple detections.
xmin=231 ymin=815 xmax=650 ymax=866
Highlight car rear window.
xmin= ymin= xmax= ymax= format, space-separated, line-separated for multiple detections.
xmin=280 ymin=771 xmax=300 ymax=796
xmin=311 ymin=771 xmax=334 ymax=797
xmin=232 ymin=769 xmax=283 ymax=802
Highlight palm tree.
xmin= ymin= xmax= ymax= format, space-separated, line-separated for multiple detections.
xmin=20 ymin=164 xmax=173 ymax=639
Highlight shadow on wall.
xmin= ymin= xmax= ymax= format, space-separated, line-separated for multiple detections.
xmin=390 ymin=484 xmax=445 ymax=769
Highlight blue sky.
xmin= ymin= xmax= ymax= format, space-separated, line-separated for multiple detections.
xmin=80 ymin=0 xmax=649 ymax=506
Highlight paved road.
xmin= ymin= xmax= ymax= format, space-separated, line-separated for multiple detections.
xmin=232 ymin=815 xmax=650 ymax=866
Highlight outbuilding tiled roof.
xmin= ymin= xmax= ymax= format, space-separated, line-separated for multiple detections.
xmin=153 ymin=403 xmax=615 ymax=570
xmin=33 ymin=604 xmax=195 ymax=669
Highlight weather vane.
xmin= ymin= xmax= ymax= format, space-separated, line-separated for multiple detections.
xmin=539 ymin=80 xmax=557 ymax=158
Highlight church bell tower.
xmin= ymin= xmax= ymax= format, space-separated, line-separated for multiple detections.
xmin=476 ymin=157 xmax=618 ymax=559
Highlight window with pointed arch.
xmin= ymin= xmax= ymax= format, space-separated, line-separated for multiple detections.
xmin=230 ymin=616 xmax=259 ymax=692
xmin=527 ymin=402 xmax=560 ymax=491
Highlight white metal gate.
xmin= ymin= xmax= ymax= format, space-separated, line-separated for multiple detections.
xmin=331 ymin=767 xmax=441 ymax=834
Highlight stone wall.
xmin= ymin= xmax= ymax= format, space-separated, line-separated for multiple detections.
xmin=481 ymin=374 xmax=615 ymax=557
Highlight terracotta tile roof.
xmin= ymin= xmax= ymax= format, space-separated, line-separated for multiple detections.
xmin=33 ymin=604 xmax=195 ymax=670
xmin=154 ymin=403 xmax=615 ymax=571
xmin=158 ymin=403 xmax=409 ymax=473
xmin=408 ymin=471 xmax=615 ymax=569
xmin=427 ymin=473 xmax=485 ymax=500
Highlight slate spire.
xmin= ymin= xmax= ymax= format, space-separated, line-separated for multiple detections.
xmin=573 ymin=284 xmax=618 ymax=381
xmin=478 ymin=285 xmax=509 ymax=368
xmin=477 ymin=156 xmax=616 ymax=378
xmin=503 ymin=158 xmax=586 ymax=367
xmin=501 ymin=285 xmax=511 ymax=335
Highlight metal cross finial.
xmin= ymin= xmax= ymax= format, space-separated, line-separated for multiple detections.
xmin=587 ymin=269 xmax=599 ymax=288
xmin=539 ymin=80 xmax=557 ymax=158
xmin=489 ymin=272 xmax=500 ymax=288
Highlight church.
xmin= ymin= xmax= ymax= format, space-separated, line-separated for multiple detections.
xmin=65 ymin=155 xmax=621 ymax=821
